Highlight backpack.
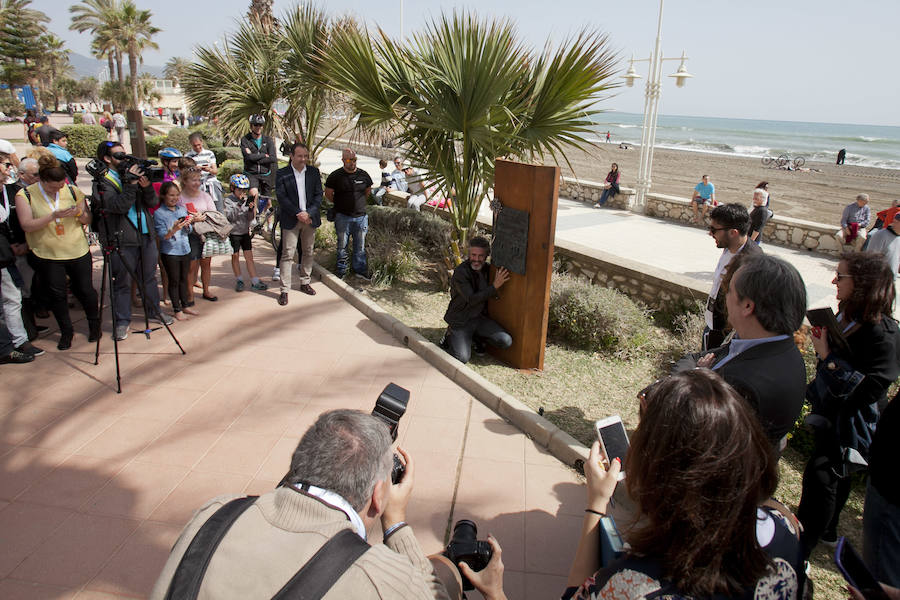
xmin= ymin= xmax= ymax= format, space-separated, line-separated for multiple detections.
xmin=27 ymin=122 xmax=39 ymax=145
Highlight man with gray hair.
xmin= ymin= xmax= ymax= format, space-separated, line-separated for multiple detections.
xmin=675 ymin=254 xmax=808 ymax=451
xmin=150 ymin=409 xmax=504 ymax=600
xmin=837 ymin=193 xmax=871 ymax=251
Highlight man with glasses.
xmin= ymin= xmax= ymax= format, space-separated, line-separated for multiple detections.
xmin=240 ymin=114 xmax=277 ymax=202
xmin=702 ymin=203 xmax=761 ymax=351
xmin=325 ymin=148 xmax=373 ymax=280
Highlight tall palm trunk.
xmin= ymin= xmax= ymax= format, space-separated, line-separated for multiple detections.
xmin=128 ymin=49 xmax=139 ymax=108
xmin=107 ymin=53 xmax=114 ymax=81
xmin=115 ymin=48 xmax=124 ymax=82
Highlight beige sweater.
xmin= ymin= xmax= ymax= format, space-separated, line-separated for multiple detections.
xmin=149 ymin=488 xmax=450 ymax=600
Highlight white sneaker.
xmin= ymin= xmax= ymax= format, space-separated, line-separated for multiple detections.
xmin=272 ymin=267 xmax=281 ymax=282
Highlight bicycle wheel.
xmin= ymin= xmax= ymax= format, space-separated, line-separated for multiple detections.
xmin=761 ymin=156 xmax=773 ymax=167
xmin=775 ymin=154 xmax=789 ymax=168
xmin=271 ymin=216 xmax=282 ymax=255
xmin=262 ymin=210 xmax=277 ymax=243
xmin=793 ymin=156 xmax=806 ymax=168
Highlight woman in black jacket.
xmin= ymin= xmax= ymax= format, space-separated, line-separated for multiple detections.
xmin=798 ymin=251 xmax=900 ymax=556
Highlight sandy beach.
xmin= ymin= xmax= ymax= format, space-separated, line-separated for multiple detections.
xmin=551 ymin=143 xmax=900 ymax=226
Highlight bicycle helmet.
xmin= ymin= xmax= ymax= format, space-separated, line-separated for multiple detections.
xmin=248 ymin=114 xmax=266 ymax=126
xmin=230 ymin=174 xmax=251 ymax=189
xmin=158 ymin=147 xmax=182 ymax=159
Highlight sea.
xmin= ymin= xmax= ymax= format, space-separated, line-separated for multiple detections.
xmin=590 ymin=112 xmax=900 ymax=170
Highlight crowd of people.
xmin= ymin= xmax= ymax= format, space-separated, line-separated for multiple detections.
xmin=3 ymin=115 xmax=899 ymax=599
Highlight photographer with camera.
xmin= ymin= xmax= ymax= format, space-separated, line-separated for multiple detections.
xmin=149 ymin=408 xmax=507 ymax=600
xmin=564 ymin=370 xmax=804 ymax=600
xmin=92 ymin=141 xmax=171 ymax=341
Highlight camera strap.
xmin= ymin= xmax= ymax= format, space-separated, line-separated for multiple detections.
xmin=164 ymin=495 xmax=371 ymax=600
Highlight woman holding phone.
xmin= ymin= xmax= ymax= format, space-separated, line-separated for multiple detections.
xmin=798 ymin=251 xmax=900 ymax=556
xmin=564 ymin=370 xmax=804 ymax=600
xmin=178 ymin=158 xmax=218 ymax=303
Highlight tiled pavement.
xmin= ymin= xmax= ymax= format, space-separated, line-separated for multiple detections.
xmin=1 ymin=240 xmax=588 ymax=599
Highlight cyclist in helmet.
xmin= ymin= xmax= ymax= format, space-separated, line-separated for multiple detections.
xmin=240 ymin=113 xmax=277 ymax=201
xmin=159 ymin=147 xmax=182 ymax=182
xmin=223 ymin=173 xmax=267 ymax=293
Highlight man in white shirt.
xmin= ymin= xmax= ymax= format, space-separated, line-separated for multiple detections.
xmin=186 ymin=132 xmax=224 ymax=210
xmin=274 ymin=143 xmax=323 ymax=305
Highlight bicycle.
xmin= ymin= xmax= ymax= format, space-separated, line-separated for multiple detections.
xmin=761 ymin=154 xmax=806 ymax=169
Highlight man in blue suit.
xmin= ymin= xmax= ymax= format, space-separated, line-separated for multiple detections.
xmin=275 ymin=143 xmax=323 ymax=306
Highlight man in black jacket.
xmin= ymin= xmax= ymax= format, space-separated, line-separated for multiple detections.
xmin=674 ymin=253 xmax=807 ymax=451
xmin=92 ymin=141 xmax=170 ymax=341
xmin=240 ymin=114 xmax=277 ymax=199
xmin=441 ymin=237 xmax=512 ymax=364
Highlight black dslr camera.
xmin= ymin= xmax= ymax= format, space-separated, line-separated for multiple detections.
xmin=443 ymin=520 xmax=494 ymax=591
xmin=112 ymin=151 xmax=165 ymax=183
xmin=371 ymin=383 xmax=409 ymax=484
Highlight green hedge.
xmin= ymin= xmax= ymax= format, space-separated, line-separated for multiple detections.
xmin=146 ymin=135 xmax=166 ymax=157
xmin=217 ymin=159 xmax=243 ymax=183
xmin=366 ymin=205 xmax=452 ymax=254
xmin=60 ymin=124 xmax=108 ymax=158
xmin=548 ymin=271 xmax=655 ymax=356
xmin=210 ymin=146 xmax=242 ymax=164
xmin=163 ymin=128 xmax=191 ymax=153
xmin=72 ymin=113 xmax=83 ymax=124
xmin=188 ymin=122 xmax=223 ymax=148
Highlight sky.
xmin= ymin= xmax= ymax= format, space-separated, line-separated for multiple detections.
xmin=28 ymin=0 xmax=900 ymax=127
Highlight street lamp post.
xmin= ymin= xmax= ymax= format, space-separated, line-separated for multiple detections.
xmin=624 ymin=0 xmax=693 ymax=212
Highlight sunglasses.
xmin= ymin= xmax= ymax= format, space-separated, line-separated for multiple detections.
xmin=708 ymin=226 xmax=729 ymax=233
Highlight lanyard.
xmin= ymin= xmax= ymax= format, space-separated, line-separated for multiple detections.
xmin=0 ymin=186 xmax=8 ymax=223
xmin=38 ymin=184 xmax=62 ymax=223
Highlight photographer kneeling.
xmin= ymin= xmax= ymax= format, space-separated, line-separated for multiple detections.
xmin=565 ymin=370 xmax=805 ymax=600
xmin=150 ymin=409 xmax=506 ymax=600
xmin=92 ymin=141 xmax=170 ymax=341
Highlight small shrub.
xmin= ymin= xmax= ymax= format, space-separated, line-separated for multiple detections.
xmin=72 ymin=113 xmax=83 ymax=124
xmin=210 ymin=146 xmax=242 ymax=164
xmin=217 ymin=159 xmax=243 ymax=183
xmin=60 ymin=124 xmax=108 ymax=157
xmin=188 ymin=122 xmax=223 ymax=147
xmin=145 ymin=135 xmax=166 ymax=157
xmin=366 ymin=206 xmax=451 ymax=254
xmin=548 ymin=271 xmax=657 ymax=356
xmin=163 ymin=127 xmax=191 ymax=152
xmin=368 ymin=239 xmax=422 ymax=286
xmin=315 ymin=221 xmax=336 ymax=251
xmin=0 ymin=96 xmax=24 ymax=116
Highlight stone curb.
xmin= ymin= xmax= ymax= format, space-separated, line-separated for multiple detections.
xmin=312 ymin=264 xmax=590 ymax=469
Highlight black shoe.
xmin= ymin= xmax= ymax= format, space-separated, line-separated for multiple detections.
xmin=57 ymin=330 xmax=74 ymax=351
xmin=821 ymin=530 xmax=838 ymax=547
xmin=15 ymin=341 xmax=45 ymax=357
xmin=472 ymin=338 xmax=487 ymax=356
xmin=0 ymin=349 xmax=34 ymax=364
xmin=278 ymin=292 xmax=289 ymax=306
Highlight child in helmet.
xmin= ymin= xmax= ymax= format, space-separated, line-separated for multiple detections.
xmin=223 ymin=174 xmax=267 ymax=292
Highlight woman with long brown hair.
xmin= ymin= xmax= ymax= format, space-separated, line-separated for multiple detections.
xmin=799 ymin=251 xmax=900 ymax=555
xmin=564 ymin=369 xmax=804 ymax=600
xmin=15 ymin=155 xmax=100 ymax=349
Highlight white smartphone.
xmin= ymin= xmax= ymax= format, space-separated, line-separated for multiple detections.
xmin=595 ymin=416 xmax=629 ymax=481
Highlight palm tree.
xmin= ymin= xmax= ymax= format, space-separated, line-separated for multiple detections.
xmin=113 ymin=1 xmax=159 ymax=109
xmin=37 ymin=33 xmax=71 ymax=110
xmin=324 ymin=11 xmax=619 ymax=260
xmin=0 ymin=0 xmax=51 ymax=109
xmin=163 ymin=56 xmax=190 ymax=86
xmin=70 ymin=0 xmax=123 ymax=82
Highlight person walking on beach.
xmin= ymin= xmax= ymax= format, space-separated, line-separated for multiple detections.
xmin=605 ymin=131 xmax=610 ymax=142
xmin=691 ymin=174 xmax=716 ymax=223
xmin=837 ymin=148 xmax=847 ymax=165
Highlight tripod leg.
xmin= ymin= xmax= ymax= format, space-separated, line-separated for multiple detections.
xmin=94 ymin=253 xmax=108 ymax=366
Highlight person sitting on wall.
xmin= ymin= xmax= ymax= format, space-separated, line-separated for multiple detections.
xmin=441 ymin=237 xmax=512 ymax=364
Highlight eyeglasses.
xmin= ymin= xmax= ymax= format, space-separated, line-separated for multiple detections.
xmin=708 ymin=226 xmax=729 ymax=233
xmin=835 ymin=272 xmax=852 ymax=280
xmin=343 ymin=158 xmax=357 ymax=163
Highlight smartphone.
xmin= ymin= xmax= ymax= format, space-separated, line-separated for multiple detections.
xmin=185 ymin=202 xmax=197 ymax=214
xmin=595 ymin=416 xmax=629 ymax=481
xmin=835 ymin=537 xmax=890 ymax=600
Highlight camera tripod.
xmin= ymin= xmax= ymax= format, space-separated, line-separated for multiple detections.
xmin=90 ymin=172 xmax=184 ymax=393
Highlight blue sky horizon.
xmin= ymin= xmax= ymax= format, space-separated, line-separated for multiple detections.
xmin=28 ymin=0 xmax=900 ymax=127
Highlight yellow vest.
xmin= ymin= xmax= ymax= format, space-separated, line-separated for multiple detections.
xmin=18 ymin=183 xmax=89 ymax=261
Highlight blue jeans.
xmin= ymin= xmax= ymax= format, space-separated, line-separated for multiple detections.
xmin=335 ymin=213 xmax=368 ymax=277
xmin=596 ymin=188 xmax=612 ymax=206
xmin=863 ymin=480 xmax=900 ymax=586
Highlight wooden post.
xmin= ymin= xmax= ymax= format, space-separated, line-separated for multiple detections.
xmin=487 ymin=159 xmax=560 ymax=370
xmin=126 ymin=109 xmax=146 ymax=158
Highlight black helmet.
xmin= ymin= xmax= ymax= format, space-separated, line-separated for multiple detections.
xmin=249 ymin=114 xmax=266 ymax=126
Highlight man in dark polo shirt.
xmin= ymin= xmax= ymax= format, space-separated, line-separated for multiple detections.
xmin=325 ymin=148 xmax=373 ymax=279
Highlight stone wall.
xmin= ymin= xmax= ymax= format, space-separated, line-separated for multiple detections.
xmin=643 ymin=193 xmax=843 ymax=255
xmin=561 ymin=177 xmax=635 ymax=209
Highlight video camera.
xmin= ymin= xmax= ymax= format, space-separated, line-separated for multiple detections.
xmin=371 ymin=383 xmax=409 ymax=484
xmin=111 ymin=151 xmax=165 ymax=183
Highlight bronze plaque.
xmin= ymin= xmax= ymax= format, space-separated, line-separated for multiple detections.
xmin=492 ymin=206 xmax=529 ymax=275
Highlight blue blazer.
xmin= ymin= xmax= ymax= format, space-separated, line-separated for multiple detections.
xmin=275 ymin=164 xmax=323 ymax=230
